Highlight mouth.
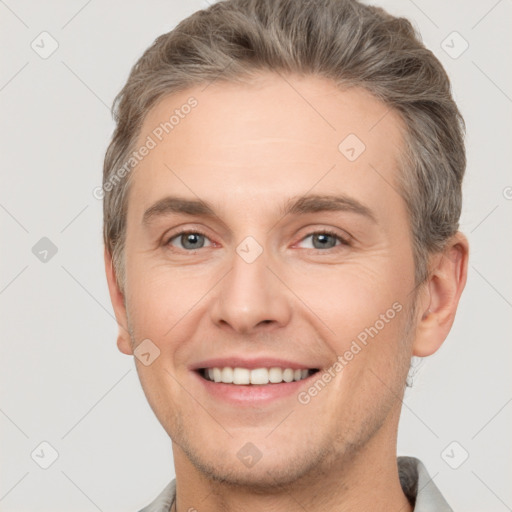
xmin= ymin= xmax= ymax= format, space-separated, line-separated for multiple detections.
xmin=190 ymin=357 xmax=326 ymax=405
xmin=197 ymin=367 xmax=320 ymax=385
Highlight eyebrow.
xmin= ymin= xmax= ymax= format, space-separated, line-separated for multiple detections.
xmin=142 ymin=193 xmax=378 ymax=226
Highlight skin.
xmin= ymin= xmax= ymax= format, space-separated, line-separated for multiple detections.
xmin=105 ymin=72 xmax=469 ymax=512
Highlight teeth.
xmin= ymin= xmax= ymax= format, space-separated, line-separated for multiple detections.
xmin=221 ymin=367 xmax=233 ymax=383
xmin=233 ymin=367 xmax=250 ymax=385
xmin=202 ymin=367 xmax=314 ymax=385
xmin=269 ymin=367 xmax=282 ymax=383
xmin=250 ymin=368 xmax=268 ymax=385
xmin=282 ymin=368 xmax=294 ymax=382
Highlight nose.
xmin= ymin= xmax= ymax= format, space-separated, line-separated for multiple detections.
xmin=209 ymin=243 xmax=292 ymax=335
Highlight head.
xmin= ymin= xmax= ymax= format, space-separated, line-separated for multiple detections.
xmin=103 ymin=0 xmax=468 ymax=489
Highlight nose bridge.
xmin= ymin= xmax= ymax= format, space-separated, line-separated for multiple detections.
xmin=210 ymin=236 xmax=291 ymax=333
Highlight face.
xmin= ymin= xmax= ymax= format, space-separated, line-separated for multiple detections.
xmin=118 ymin=72 xmax=421 ymax=487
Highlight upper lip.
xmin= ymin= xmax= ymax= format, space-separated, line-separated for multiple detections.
xmin=189 ymin=357 xmax=321 ymax=371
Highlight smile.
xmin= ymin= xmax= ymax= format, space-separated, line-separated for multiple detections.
xmin=199 ymin=367 xmax=319 ymax=385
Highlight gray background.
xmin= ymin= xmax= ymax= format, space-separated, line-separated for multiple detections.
xmin=1 ymin=0 xmax=511 ymax=510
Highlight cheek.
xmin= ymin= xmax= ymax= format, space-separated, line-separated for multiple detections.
xmin=289 ymin=261 xmax=411 ymax=383
xmin=125 ymin=259 xmax=217 ymax=372
xmin=135 ymin=363 xmax=182 ymax=436
xmin=125 ymin=252 xmax=188 ymax=332
xmin=291 ymin=261 xmax=403 ymax=333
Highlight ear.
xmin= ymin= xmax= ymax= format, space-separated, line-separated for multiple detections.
xmin=104 ymin=246 xmax=133 ymax=355
xmin=412 ymin=231 xmax=469 ymax=357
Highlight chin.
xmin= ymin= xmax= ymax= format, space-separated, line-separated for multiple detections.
xmin=176 ymin=431 xmax=337 ymax=491
xmin=192 ymin=457 xmax=313 ymax=491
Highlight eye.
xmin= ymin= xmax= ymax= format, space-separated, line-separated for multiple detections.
xmin=166 ymin=230 xmax=213 ymax=251
xmin=164 ymin=229 xmax=349 ymax=253
xmin=297 ymin=230 xmax=350 ymax=250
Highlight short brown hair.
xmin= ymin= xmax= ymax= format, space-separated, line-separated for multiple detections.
xmin=102 ymin=0 xmax=465 ymax=293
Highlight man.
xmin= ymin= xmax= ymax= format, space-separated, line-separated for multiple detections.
xmin=102 ymin=0 xmax=469 ymax=510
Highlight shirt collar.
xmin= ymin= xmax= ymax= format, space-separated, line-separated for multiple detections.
xmin=398 ymin=456 xmax=453 ymax=511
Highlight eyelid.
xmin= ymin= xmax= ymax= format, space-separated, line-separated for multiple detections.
xmin=164 ymin=226 xmax=351 ymax=253
xmin=165 ymin=227 xmax=213 ymax=250
xmin=294 ymin=229 xmax=351 ymax=250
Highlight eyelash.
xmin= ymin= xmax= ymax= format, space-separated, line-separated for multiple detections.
xmin=164 ymin=228 xmax=351 ymax=252
xmin=303 ymin=229 xmax=351 ymax=249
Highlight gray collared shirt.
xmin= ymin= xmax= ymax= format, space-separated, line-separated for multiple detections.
xmin=138 ymin=456 xmax=452 ymax=511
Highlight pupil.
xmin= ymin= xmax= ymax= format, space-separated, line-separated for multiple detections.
xmin=314 ymin=233 xmax=335 ymax=249
xmin=183 ymin=233 xmax=204 ymax=249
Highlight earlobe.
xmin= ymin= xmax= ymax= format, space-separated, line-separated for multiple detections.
xmin=412 ymin=232 xmax=469 ymax=357
xmin=116 ymin=333 xmax=133 ymax=355
xmin=104 ymin=246 xmax=133 ymax=356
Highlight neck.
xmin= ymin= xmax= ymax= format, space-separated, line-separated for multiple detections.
xmin=170 ymin=413 xmax=412 ymax=512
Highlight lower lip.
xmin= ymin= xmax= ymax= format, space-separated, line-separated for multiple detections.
xmin=193 ymin=371 xmax=317 ymax=406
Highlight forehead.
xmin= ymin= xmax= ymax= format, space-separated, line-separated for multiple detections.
xmin=127 ymin=72 xmax=406 ymax=224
